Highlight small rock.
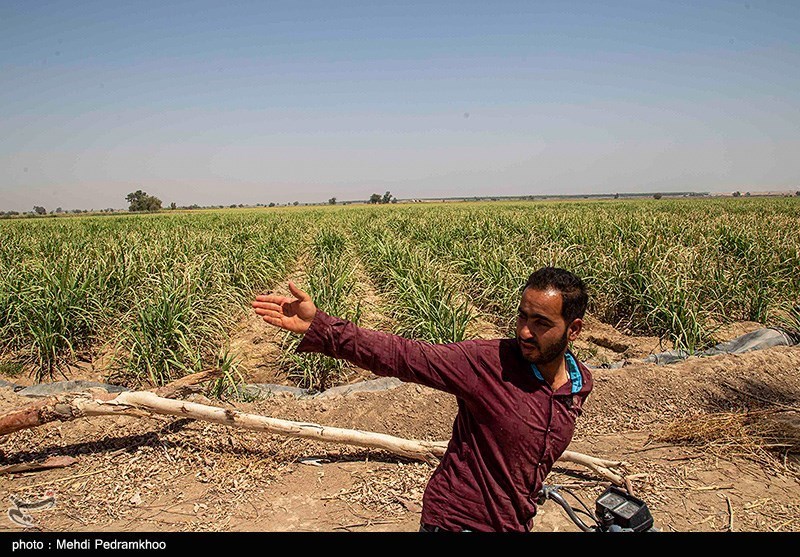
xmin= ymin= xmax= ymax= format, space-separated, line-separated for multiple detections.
xmin=129 ymin=493 xmax=142 ymax=506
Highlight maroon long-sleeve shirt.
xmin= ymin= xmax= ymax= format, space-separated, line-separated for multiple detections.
xmin=296 ymin=309 xmax=593 ymax=532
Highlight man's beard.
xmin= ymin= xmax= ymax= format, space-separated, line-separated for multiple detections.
xmin=518 ymin=328 xmax=569 ymax=365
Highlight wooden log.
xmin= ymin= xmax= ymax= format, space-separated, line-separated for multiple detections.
xmin=85 ymin=391 xmax=448 ymax=465
xmin=0 ymin=389 xmax=628 ymax=483
xmin=153 ymin=368 xmax=224 ymax=399
xmin=0 ymin=368 xmax=223 ymax=436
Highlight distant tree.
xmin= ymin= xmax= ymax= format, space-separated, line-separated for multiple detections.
xmin=328 ymin=197 xmax=337 ymax=205
xmin=55 ymin=207 xmax=63 ymax=213
xmin=745 ymin=192 xmax=751 ymax=197
xmin=230 ymin=204 xmax=237 ymax=208
xmin=382 ymin=191 xmax=392 ymax=204
xmin=293 ymin=201 xmax=299 ymax=206
xmin=268 ymin=202 xmax=276 ymax=207
xmin=369 ymin=193 xmax=381 ymax=204
xmin=391 ymin=198 xmax=398 ymax=204
xmin=796 ymin=190 xmax=800 ymax=196
xmin=170 ymin=202 xmax=176 ymax=210
xmin=653 ymin=193 xmax=662 ymax=200
xmin=33 ymin=205 xmax=46 ymax=215
xmin=126 ymin=190 xmax=162 ymax=212
xmin=613 ymin=193 xmax=619 ymax=199
xmin=733 ymin=191 xmax=741 ymax=197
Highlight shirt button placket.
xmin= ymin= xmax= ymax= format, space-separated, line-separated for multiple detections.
xmin=544 ymin=396 xmax=554 ymax=454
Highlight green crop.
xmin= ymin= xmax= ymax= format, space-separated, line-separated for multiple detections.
xmin=1 ymin=197 xmax=797 ymax=390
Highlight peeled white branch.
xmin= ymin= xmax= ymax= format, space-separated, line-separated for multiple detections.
xmin=1 ymin=389 xmax=628 ymax=483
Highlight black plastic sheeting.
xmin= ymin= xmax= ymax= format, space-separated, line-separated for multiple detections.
xmin=2 ymin=328 xmax=797 ymax=396
xmin=237 ymin=377 xmax=404 ymax=400
xmin=0 ymin=376 xmax=405 ymax=401
xmin=599 ymin=327 xmax=798 ymax=369
xmin=15 ymin=380 xmax=130 ymax=397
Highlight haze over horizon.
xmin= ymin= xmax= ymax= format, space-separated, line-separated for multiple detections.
xmin=2 ymin=1 xmax=799 ymax=212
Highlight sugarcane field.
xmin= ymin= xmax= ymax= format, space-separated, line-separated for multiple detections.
xmin=1 ymin=198 xmax=798 ymax=532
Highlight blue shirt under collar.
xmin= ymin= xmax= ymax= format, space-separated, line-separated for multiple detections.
xmin=530 ymin=352 xmax=583 ymax=394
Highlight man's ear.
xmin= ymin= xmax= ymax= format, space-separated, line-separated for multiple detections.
xmin=567 ymin=318 xmax=583 ymax=341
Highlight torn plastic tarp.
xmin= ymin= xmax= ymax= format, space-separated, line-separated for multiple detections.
xmin=600 ymin=327 xmax=798 ymax=369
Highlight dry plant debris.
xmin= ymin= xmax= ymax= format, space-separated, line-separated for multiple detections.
xmin=326 ymin=462 xmax=429 ymax=516
xmin=653 ymin=409 xmax=799 ymax=472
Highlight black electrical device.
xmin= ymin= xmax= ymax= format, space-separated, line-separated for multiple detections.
xmin=594 ymin=486 xmax=655 ymax=532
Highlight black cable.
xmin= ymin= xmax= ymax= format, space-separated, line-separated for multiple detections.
xmin=545 ymin=490 xmax=594 ymax=532
xmin=561 ymin=487 xmax=596 ymax=520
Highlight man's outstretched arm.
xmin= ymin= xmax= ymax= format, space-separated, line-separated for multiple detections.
xmin=252 ymin=283 xmax=479 ymax=396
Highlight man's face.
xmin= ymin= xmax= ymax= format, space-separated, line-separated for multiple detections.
xmin=515 ymin=287 xmax=581 ymax=365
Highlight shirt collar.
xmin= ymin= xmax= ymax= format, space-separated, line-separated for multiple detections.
xmin=530 ymin=352 xmax=583 ymax=394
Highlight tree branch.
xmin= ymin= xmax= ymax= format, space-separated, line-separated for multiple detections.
xmin=1 ymin=388 xmax=628 ymax=483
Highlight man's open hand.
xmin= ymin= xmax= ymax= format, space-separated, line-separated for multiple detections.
xmin=252 ymin=281 xmax=317 ymax=334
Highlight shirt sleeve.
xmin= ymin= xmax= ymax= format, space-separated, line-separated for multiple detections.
xmin=295 ymin=309 xmax=479 ymax=397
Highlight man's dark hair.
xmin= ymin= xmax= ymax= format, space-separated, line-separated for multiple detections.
xmin=523 ymin=267 xmax=588 ymax=323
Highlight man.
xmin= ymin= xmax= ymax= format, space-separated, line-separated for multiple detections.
xmin=251 ymin=266 xmax=592 ymax=532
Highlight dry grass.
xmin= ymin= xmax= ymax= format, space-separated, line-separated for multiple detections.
xmin=654 ymin=409 xmax=800 ymax=469
xmin=325 ymin=462 xmax=430 ymax=517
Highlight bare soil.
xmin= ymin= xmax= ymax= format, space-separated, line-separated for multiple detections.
xmin=1 ymin=319 xmax=799 ymax=533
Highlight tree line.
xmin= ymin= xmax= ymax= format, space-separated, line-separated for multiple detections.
xmin=9 ymin=187 xmax=795 ymax=219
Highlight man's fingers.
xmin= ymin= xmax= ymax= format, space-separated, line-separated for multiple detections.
xmin=254 ymin=294 xmax=291 ymax=304
xmin=261 ymin=315 xmax=283 ymax=328
xmin=254 ymin=308 xmax=283 ymax=319
xmin=287 ymin=281 xmax=310 ymax=302
xmin=252 ymin=301 xmax=284 ymax=312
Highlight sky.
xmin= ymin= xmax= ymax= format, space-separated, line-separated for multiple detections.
xmin=1 ymin=1 xmax=799 ymax=211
